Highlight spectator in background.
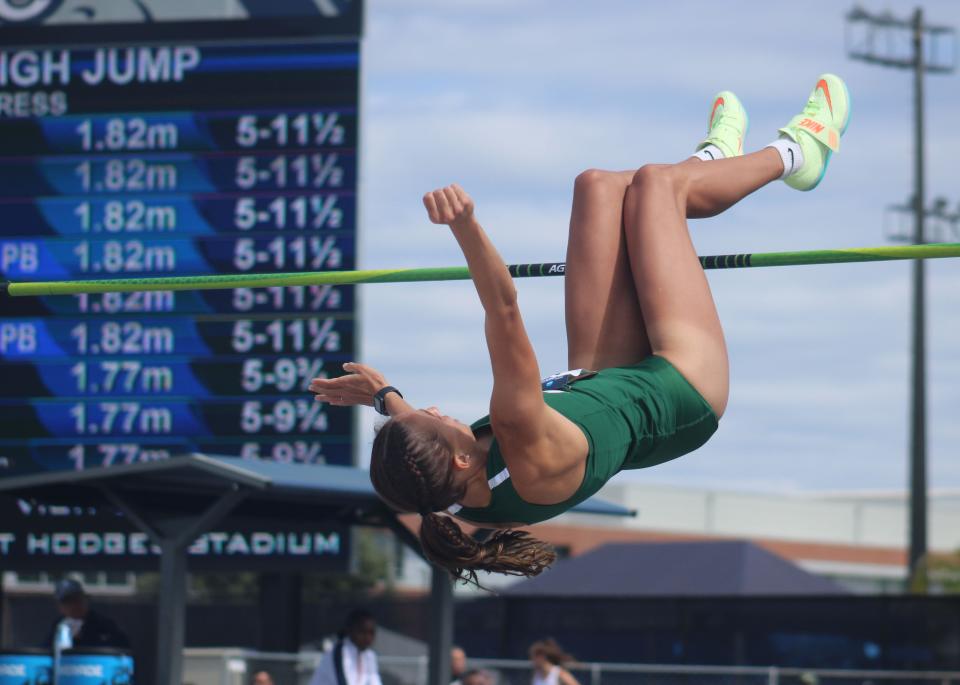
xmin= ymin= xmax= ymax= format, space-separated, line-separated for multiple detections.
xmin=308 ymin=609 xmax=383 ymax=685
xmin=252 ymin=671 xmax=275 ymax=685
xmin=461 ymin=669 xmax=494 ymax=685
xmin=43 ymin=578 xmax=130 ymax=649
xmin=450 ymin=645 xmax=468 ymax=685
xmin=528 ymin=639 xmax=580 ymax=685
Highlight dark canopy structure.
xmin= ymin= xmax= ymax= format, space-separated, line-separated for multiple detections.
xmin=0 ymin=454 xmax=632 ymax=685
xmin=504 ymin=540 xmax=849 ymax=597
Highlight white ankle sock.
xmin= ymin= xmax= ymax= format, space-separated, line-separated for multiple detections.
xmin=766 ymin=137 xmax=804 ymax=178
xmin=692 ymin=144 xmax=724 ymax=162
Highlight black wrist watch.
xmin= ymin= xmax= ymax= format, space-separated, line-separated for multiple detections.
xmin=373 ymin=386 xmax=403 ymax=416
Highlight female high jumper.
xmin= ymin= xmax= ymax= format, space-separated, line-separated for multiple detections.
xmin=310 ymin=74 xmax=850 ymax=584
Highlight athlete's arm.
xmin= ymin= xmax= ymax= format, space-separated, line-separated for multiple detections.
xmin=309 ymin=362 xmax=414 ymax=416
xmin=558 ymin=669 xmax=582 ymax=685
xmin=422 ymin=185 xmax=546 ymax=433
xmin=424 ymin=185 xmax=587 ymax=496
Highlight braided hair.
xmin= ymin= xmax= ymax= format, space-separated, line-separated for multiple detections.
xmin=370 ymin=418 xmax=556 ymax=585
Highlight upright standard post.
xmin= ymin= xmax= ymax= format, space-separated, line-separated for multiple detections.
xmin=156 ymin=541 xmax=188 ymax=685
xmin=427 ymin=568 xmax=453 ymax=685
xmin=908 ymin=6 xmax=928 ymax=591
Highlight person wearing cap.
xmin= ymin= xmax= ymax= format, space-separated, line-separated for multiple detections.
xmin=42 ymin=578 xmax=130 ymax=649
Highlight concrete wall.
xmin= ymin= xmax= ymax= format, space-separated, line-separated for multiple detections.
xmin=578 ymin=483 xmax=960 ymax=551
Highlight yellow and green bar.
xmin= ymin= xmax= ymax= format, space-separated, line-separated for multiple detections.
xmin=3 ymin=242 xmax=960 ymax=297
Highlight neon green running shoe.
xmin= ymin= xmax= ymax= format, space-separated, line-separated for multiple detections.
xmin=695 ymin=91 xmax=748 ymax=159
xmin=779 ymin=73 xmax=851 ymax=191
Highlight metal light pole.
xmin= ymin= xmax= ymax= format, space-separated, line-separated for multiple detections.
xmin=845 ymin=5 xmax=956 ymax=591
xmin=885 ymin=197 xmax=960 ymax=249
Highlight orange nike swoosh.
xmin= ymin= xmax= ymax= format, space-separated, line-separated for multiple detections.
xmin=816 ymin=79 xmax=833 ymax=115
xmin=709 ymin=97 xmax=725 ymax=127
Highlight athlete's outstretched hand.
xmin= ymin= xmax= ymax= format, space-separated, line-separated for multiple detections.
xmin=423 ymin=184 xmax=475 ymax=230
xmin=309 ymin=362 xmax=388 ymax=407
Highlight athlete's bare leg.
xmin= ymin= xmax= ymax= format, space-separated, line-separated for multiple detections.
xmin=565 ymin=169 xmax=650 ymax=370
xmin=621 ymin=148 xmax=783 ymax=417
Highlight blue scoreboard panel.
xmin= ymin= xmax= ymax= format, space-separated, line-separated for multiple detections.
xmin=0 ymin=2 xmax=362 ymax=476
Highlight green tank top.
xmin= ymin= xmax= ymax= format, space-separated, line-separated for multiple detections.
xmin=450 ymin=356 xmax=718 ymax=526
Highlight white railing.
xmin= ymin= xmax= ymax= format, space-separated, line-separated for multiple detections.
xmin=182 ymin=648 xmax=960 ymax=685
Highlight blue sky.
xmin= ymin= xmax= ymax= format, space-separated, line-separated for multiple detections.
xmin=355 ymin=0 xmax=960 ymax=494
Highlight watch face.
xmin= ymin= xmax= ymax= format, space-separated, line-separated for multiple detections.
xmin=375 ymin=387 xmax=398 ymax=415
xmin=374 ymin=391 xmax=387 ymax=414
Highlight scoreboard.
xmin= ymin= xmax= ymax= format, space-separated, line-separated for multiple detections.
xmin=0 ymin=3 xmax=362 ymax=476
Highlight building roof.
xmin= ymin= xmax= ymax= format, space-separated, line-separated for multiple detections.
xmin=503 ymin=539 xmax=849 ymax=597
xmin=528 ymin=524 xmax=908 ymax=567
xmin=0 ymin=454 xmax=633 ymax=523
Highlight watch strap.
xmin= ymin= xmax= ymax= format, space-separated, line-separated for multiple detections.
xmin=374 ymin=386 xmax=402 ymax=415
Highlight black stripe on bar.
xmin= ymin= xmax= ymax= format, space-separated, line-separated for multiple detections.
xmin=698 ymin=253 xmax=752 ymax=270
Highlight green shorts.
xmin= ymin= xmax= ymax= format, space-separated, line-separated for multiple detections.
xmin=459 ymin=355 xmax=720 ymax=525
xmin=544 ymin=355 xmax=719 ymax=475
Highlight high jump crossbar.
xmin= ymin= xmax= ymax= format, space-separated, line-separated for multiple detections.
xmin=2 ymin=242 xmax=959 ymax=297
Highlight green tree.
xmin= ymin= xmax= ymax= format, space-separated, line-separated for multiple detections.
xmin=928 ymin=550 xmax=960 ymax=593
xmin=303 ymin=527 xmax=394 ymax=599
